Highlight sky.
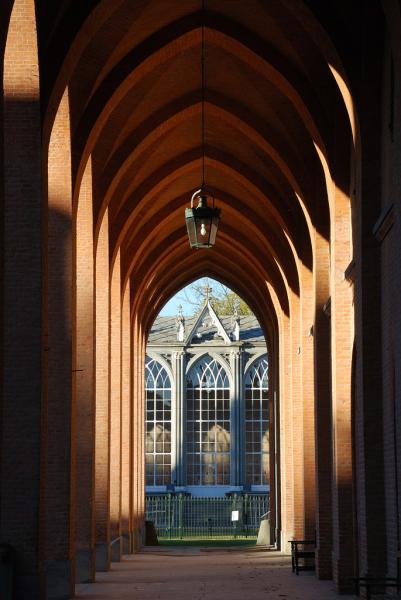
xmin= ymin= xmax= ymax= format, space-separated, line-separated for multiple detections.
xmin=159 ymin=277 xmax=222 ymax=316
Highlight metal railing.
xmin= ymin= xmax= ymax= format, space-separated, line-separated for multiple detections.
xmin=145 ymin=493 xmax=269 ymax=540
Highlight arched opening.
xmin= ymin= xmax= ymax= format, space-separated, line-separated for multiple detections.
xmin=144 ymin=279 xmax=273 ymax=544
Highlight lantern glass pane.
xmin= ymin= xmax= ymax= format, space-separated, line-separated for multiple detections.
xmin=185 ymin=214 xmax=197 ymax=247
xmin=209 ymin=217 xmax=219 ymax=245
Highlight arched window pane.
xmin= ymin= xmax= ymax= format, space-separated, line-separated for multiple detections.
xmin=244 ymin=356 xmax=269 ymax=485
xmin=145 ymin=356 xmax=172 ymax=486
xmin=187 ymin=355 xmax=230 ymax=485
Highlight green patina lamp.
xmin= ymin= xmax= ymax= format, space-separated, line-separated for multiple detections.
xmin=185 ymin=0 xmax=220 ymax=249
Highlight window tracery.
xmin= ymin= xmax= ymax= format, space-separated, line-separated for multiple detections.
xmin=186 ymin=355 xmax=230 ymax=485
xmin=145 ymin=356 xmax=172 ymax=485
xmin=244 ymin=356 xmax=269 ymax=485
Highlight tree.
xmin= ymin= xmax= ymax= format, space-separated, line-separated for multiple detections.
xmin=177 ymin=278 xmax=253 ymax=316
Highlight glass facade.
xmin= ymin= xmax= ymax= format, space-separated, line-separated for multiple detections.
xmin=244 ymin=357 xmax=269 ymax=485
xmin=145 ymin=356 xmax=172 ymax=485
xmin=144 ymin=351 xmax=269 ymax=492
xmin=186 ymin=355 xmax=231 ymax=485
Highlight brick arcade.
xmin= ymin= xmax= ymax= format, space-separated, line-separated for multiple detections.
xmin=0 ymin=0 xmax=401 ymax=598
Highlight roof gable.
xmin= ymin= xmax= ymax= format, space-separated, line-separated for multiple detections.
xmin=185 ymin=300 xmax=231 ymax=345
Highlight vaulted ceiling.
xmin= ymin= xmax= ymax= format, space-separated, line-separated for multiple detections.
xmin=34 ymin=0 xmax=356 ymax=338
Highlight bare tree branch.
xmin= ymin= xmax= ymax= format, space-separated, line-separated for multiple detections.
xmin=176 ymin=278 xmax=252 ymax=316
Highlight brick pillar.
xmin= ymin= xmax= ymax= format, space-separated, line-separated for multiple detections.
xmin=121 ymin=282 xmax=132 ymax=554
xmin=353 ymin=8 xmax=387 ymax=583
xmin=260 ymin=283 xmax=282 ymax=546
xmin=74 ymin=157 xmax=95 ymax=582
xmin=110 ymin=250 xmax=122 ymax=562
xmin=331 ymin=181 xmax=354 ymax=592
xmin=131 ymin=316 xmax=141 ymax=550
xmin=313 ymin=237 xmax=332 ymax=579
xmin=290 ymin=292 xmax=304 ymax=539
xmin=379 ymin=3 xmax=401 ymax=576
xmin=45 ymin=87 xmax=74 ymax=598
xmin=279 ymin=313 xmax=293 ymax=552
xmin=95 ymin=210 xmax=110 ymax=571
xmin=300 ymin=262 xmax=316 ymax=539
xmin=270 ymin=331 xmax=279 ymax=546
xmin=1 ymin=1 xmax=43 ymax=597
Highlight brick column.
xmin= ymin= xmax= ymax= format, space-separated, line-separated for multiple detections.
xmin=279 ymin=313 xmax=293 ymax=552
xmin=131 ymin=331 xmax=146 ymax=548
xmin=110 ymin=250 xmax=122 ymax=562
xmin=299 ymin=262 xmax=316 ymax=539
xmin=121 ymin=282 xmax=132 ymax=554
xmin=353 ymin=10 xmax=387 ymax=583
xmin=1 ymin=1 xmax=43 ymax=597
xmin=131 ymin=317 xmax=142 ymax=550
xmin=74 ymin=157 xmax=95 ymax=583
xmin=379 ymin=2 xmax=401 ymax=576
xmin=95 ymin=210 xmax=111 ymax=571
xmin=313 ymin=237 xmax=332 ymax=579
xmin=289 ymin=292 xmax=304 ymax=539
xmin=45 ymin=87 xmax=74 ymax=598
xmin=331 ymin=183 xmax=354 ymax=592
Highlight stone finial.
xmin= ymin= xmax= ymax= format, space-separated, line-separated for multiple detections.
xmin=176 ymin=305 xmax=185 ymax=342
xmin=232 ymin=306 xmax=240 ymax=341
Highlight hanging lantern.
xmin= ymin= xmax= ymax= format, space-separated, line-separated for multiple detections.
xmin=185 ymin=188 xmax=220 ymax=249
xmin=185 ymin=0 xmax=221 ymax=249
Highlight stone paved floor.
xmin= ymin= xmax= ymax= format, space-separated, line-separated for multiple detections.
xmin=75 ymin=546 xmax=355 ymax=600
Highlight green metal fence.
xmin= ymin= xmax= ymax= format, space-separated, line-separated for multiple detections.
xmin=145 ymin=493 xmax=269 ymax=540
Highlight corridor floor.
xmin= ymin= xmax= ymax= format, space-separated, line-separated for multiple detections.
xmin=75 ymin=547 xmax=351 ymax=600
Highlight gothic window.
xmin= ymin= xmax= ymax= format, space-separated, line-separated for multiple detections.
xmin=244 ymin=356 xmax=269 ymax=485
xmin=186 ymin=355 xmax=230 ymax=485
xmin=145 ymin=356 xmax=172 ymax=486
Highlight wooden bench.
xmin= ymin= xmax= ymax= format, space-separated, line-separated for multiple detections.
xmin=352 ymin=576 xmax=401 ymax=599
xmin=289 ymin=539 xmax=315 ymax=575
